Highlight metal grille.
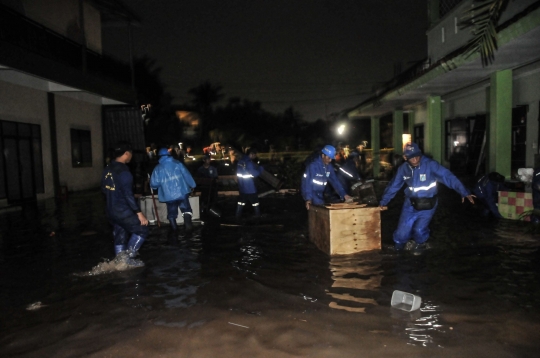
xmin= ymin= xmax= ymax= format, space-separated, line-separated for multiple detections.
xmin=440 ymin=0 xmax=465 ymax=18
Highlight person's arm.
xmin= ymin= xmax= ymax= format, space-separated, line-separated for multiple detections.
xmin=327 ymin=166 xmax=348 ymax=199
xmin=379 ymin=166 xmax=405 ymax=207
xmin=301 ymin=164 xmax=315 ymax=209
xmin=433 ymin=162 xmax=475 ymax=203
xmin=180 ymin=164 xmax=197 ymax=189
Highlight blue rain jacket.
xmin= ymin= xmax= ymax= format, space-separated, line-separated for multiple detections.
xmin=336 ymin=158 xmax=362 ymax=195
xmin=380 ymin=155 xmax=470 ymax=206
xmin=472 ymin=174 xmax=507 ymax=218
xmin=150 ymin=156 xmax=196 ymax=202
xmin=302 ymin=156 xmax=347 ymax=205
xmin=236 ymin=155 xmax=263 ymax=194
xmin=101 ymin=161 xmax=141 ymax=220
xmin=533 ymin=168 xmax=540 ymax=209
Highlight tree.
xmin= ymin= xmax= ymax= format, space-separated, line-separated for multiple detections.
xmin=461 ymin=0 xmax=509 ymax=66
xmin=187 ymin=81 xmax=225 ymax=142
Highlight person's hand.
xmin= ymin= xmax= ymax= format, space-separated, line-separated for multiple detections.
xmin=344 ymin=195 xmax=353 ymax=203
xmin=305 ymin=200 xmax=312 ymax=210
xmin=379 ymin=205 xmax=388 ymax=211
xmin=462 ymin=194 xmax=476 ymax=204
xmin=138 ymin=212 xmax=149 ymax=226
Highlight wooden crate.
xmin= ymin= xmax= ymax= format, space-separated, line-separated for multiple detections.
xmin=308 ymin=204 xmax=381 ymax=255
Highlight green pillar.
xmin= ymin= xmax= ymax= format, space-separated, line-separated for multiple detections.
xmin=427 ymin=95 xmax=443 ymax=162
xmin=489 ymin=70 xmax=513 ymax=177
xmin=393 ymin=110 xmax=404 ymax=153
xmin=371 ymin=116 xmax=380 ymax=179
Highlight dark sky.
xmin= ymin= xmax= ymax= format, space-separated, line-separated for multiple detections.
xmin=103 ymin=0 xmax=428 ymax=121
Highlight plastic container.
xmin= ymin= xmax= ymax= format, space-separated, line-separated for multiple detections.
xmin=391 ymin=290 xmax=422 ymax=312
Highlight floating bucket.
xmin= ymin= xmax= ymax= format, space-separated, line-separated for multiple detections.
xmin=391 ymin=290 xmax=422 ymax=312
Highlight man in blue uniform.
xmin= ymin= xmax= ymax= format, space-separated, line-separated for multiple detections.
xmin=101 ymin=141 xmax=148 ymax=267
xmin=472 ymin=172 xmax=507 ymax=218
xmin=236 ymin=148 xmax=263 ymax=219
xmin=379 ymin=143 xmax=475 ymax=250
xmin=532 ymin=168 xmax=540 ymax=223
xmin=302 ymin=145 xmax=352 ymax=210
xmin=150 ymin=148 xmax=197 ymax=233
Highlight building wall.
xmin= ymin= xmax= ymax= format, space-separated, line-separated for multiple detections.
xmin=22 ymin=0 xmax=102 ymax=53
xmin=54 ymin=92 xmax=103 ymax=192
xmin=427 ymin=0 xmax=537 ymax=64
xmin=443 ymin=84 xmax=487 ymax=119
xmin=0 ymin=79 xmax=54 ymax=200
xmin=513 ymin=61 xmax=540 ymax=167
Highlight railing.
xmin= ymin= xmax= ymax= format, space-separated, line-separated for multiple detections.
xmin=0 ymin=3 xmax=131 ymax=85
xmin=440 ymin=0 xmax=465 ymax=18
xmin=373 ymin=58 xmax=431 ymax=97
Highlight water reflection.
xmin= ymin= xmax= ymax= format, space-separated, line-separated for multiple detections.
xmin=1 ymin=190 xmax=540 ymax=355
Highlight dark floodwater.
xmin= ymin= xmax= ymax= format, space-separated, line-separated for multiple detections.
xmin=1 ymin=185 xmax=540 ymax=357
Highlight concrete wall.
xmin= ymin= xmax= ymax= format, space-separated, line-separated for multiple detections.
xmin=0 ymin=78 xmax=105 ymax=200
xmin=427 ymin=0 xmax=537 ymax=63
xmin=513 ymin=61 xmax=540 ymax=167
xmin=22 ymin=0 xmax=102 ymax=53
xmin=55 ymin=92 xmax=103 ymax=192
xmin=0 ymin=79 xmax=54 ymax=200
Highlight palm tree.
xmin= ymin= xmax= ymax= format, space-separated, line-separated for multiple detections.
xmin=461 ymin=0 xmax=509 ymax=66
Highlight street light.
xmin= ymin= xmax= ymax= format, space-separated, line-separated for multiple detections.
xmin=337 ymin=124 xmax=346 ymax=135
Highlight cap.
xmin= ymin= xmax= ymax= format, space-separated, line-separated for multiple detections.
xmin=321 ymin=145 xmax=336 ymax=159
xmin=403 ymin=143 xmax=422 ymax=159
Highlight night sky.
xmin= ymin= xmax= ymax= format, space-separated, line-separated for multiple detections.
xmin=103 ymin=0 xmax=428 ymax=121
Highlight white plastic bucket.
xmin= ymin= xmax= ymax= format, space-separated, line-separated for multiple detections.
xmin=391 ymin=290 xmax=422 ymax=312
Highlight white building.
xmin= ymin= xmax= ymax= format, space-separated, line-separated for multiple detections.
xmin=0 ymin=0 xmax=139 ymax=204
xmin=347 ymin=0 xmax=540 ymax=179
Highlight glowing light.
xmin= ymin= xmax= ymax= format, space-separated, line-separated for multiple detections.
xmin=337 ymin=124 xmax=346 ymax=135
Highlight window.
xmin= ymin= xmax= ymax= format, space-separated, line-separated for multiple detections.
xmin=0 ymin=120 xmax=44 ymax=200
xmin=71 ymin=129 xmax=92 ymax=167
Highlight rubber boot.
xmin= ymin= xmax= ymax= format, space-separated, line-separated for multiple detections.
xmin=169 ymin=217 xmax=178 ymax=231
xmin=253 ymin=205 xmax=261 ymax=218
xmin=183 ymin=213 xmax=193 ymax=234
xmin=235 ymin=204 xmax=243 ymax=220
xmin=114 ymin=245 xmax=126 ymax=256
xmin=126 ymin=234 xmax=145 ymax=267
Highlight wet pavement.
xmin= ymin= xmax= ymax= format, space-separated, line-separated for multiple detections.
xmin=1 ymin=185 xmax=540 ymax=357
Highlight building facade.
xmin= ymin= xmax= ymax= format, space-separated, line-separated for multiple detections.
xmin=0 ymin=0 xmax=139 ymax=204
xmin=347 ymin=0 xmax=540 ymax=180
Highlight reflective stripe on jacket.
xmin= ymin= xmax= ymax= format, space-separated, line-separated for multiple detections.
xmin=301 ymin=156 xmax=346 ymax=204
xmin=237 ymin=155 xmax=262 ymax=194
xmin=380 ymin=155 xmax=470 ymax=207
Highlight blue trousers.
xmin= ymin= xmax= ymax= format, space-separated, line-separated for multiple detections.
xmin=110 ymin=214 xmax=148 ymax=248
xmin=165 ymin=194 xmax=192 ymax=221
xmin=393 ymin=200 xmax=437 ymax=245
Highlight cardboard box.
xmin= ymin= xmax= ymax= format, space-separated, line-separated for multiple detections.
xmin=140 ymin=195 xmax=200 ymax=225
xmin=308 ymin=204 xmax=381 ymax=255
xmin=498 ymin=191 xmax=533 ymax=221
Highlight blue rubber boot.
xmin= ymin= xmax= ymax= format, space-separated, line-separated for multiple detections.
xmin=114 ymin=245 xmax=127 ymax=255
xmin=126 ymin=234 xmax=145 ymax=267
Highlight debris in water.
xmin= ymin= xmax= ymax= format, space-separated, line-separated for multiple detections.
xmin=228 ymin=322 xmax=249 ymax=329
xmin=26 ymin=302 xmax=46 ymax=311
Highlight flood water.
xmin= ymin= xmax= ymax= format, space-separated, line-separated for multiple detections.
xmin=1 ymin=185 xmax=540 ymax=357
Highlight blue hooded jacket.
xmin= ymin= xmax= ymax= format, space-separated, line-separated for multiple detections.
xmin=236 ymin=154 xmax=263 ymax=194
xmin=380 ymin=155 xmax=470 ymax=206
xmin=150 ymin=156 xmax=196 ymax=202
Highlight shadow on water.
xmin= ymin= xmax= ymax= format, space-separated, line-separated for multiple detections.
xmin=1 ymin=187 xmax=540 ymax=356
